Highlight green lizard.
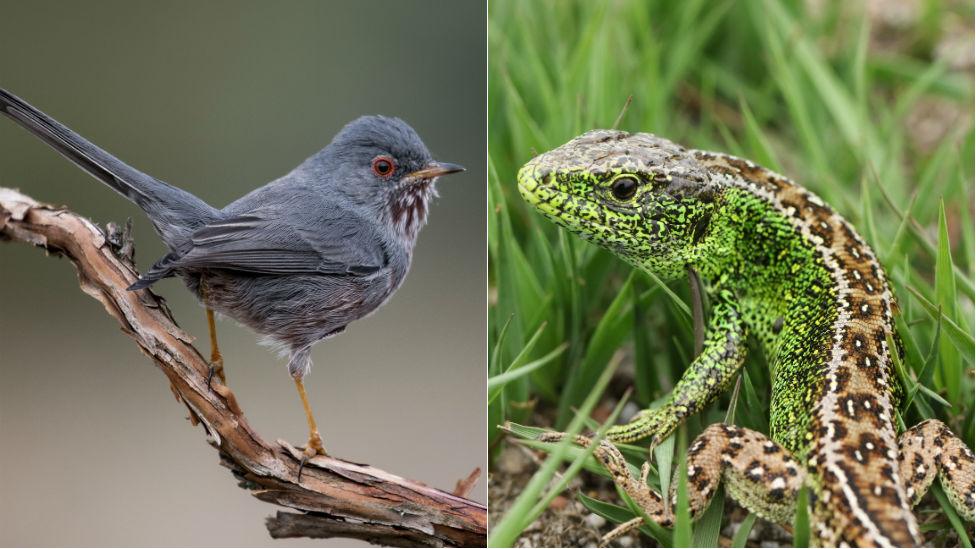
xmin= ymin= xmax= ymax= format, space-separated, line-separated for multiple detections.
xmin=516 ymin=129 xmax=975 ymax=547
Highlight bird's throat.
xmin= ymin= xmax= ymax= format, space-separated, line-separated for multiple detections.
xmin=388 ymin=183 xmax=433 ymax=243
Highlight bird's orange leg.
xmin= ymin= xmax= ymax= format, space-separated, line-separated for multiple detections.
xmin=205 ymin=306 xmax=226 ymax=387
xmin=294 ymin=377 xmax=327 ymax=458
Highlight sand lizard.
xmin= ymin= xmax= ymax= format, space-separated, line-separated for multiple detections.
xmin=516 ymin=130 xmax=975 ymax=547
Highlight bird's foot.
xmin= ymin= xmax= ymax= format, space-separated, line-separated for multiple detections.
xmin=297 ymin=431 xmax=327 ymax=482
xmin=206 ymin=356 xmax=226 ymax=391
xmin=304 ymin=430 xmax=327 ymax=456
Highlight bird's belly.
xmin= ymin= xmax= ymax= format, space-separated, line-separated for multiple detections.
xmin=190 ymin=269 xmax=400 ymax=350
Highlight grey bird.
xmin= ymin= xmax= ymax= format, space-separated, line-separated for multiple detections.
xmin=0 ymin=88 xmax=463 ymax=461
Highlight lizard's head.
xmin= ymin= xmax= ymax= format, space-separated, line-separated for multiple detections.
xmin=518 ymin=130 xmax=717 ymax=280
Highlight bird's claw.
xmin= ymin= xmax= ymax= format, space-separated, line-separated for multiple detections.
xmin=296 ymin=433 xmax=327 ymax=482
xmin=206 ymin=358 xmax=225 ymax=391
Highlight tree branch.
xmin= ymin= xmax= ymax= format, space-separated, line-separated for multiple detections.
xmin=0 ymin=187 xmax=486 ymax=547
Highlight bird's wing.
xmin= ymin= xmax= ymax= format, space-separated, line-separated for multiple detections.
xmin=167 ymin=207 xmax=388 ymax=276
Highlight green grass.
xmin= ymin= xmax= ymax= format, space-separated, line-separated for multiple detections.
xmin=488 ymin=0 xmax=974 ymax=546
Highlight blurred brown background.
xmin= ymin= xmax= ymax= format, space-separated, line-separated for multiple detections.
xmin=0 ymin=0 xmax=486 ymax=546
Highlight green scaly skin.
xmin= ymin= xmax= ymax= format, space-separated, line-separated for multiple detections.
xmin=517 ymin=130 xmax=974 ymax=547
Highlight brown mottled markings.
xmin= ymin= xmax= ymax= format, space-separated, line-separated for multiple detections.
xmin=832 ymin=368 xmax=852 ymax=393
xmin=809 ymin=219 xmax=835 ymax=246
xmin=848 ymin=296 xmax=874 ymax=319
xmin=842 ymin=327 xmax=871 ymax=354
xmin=772 ymin=197 xmax=799 ymax=218
xmin=897 ymin=419 xmax=976 ymax=520
xmin=764 ymin=174 xmax=788 ymax=192
xmin=694 ymin=151 xmax=919 ymax=545
xmin=802 ymin=196 xmax=833 ymax=221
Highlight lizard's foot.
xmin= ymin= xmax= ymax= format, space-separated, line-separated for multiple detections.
xmin=538 ymin=424 xmax=806 ymax=542
xmin=606 ymin=405 xmax=679 ymax=449
xmin=536 ymin=430 xmax=671 ymax=526
xmin=536 ymin=430 xmax=593 ymax=446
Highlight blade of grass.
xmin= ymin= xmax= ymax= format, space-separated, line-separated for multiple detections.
xmin=488 ymin=342 xmax=568 ymax=403
xmin=528 ymin=388 xmax=634 ymax=518
xmin=692 ymin=485 xmax=724 ymax=548
xmin=906 ymin=286 xmax=974 ymax=358
xmin=672 ymin=427 xmax=692 ymax=547
xmin=578 ymin=492 xmax=657 ymax=539
xmin=935 ymin=200 xmax=961 ymax=403
xmin=932 ymin=484 xmax=973 ymax=548
xmin=793 ymin=485 xmax=810 ymax=547
xmin=731 ymin=513 xmax=758 ymax=547
xmin=487 ymin=354 xmax=622 ymax=547
xmin=557 ymin=273 xmax=638 ymax=426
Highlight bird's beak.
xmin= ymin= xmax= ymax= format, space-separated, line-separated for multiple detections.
xmin=407 ymin=161 xmax=465 ymax=179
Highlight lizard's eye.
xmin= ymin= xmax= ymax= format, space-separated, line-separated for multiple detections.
xmin=610 ymin=175 xmax=639 ymax=201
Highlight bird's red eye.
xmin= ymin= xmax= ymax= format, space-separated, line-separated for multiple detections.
xmin=372 ymin=156 xmax=396 ymax=178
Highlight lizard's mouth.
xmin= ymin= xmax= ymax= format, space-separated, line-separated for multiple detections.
xmin=519 ymin=174 xmax=577 ymax=225
xmin=516 ymin=172 xmax=547 ymax=207
xmin=517 ymin=173 xmax=623 ymax=245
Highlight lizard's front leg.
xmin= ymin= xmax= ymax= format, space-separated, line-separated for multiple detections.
xmin=898 ymin=419 xmax=975 ymax=521
xmin=607 ymin=285 xmax=746 ymax=446
xmin=540 ymin=424 xmax=805 ymax=545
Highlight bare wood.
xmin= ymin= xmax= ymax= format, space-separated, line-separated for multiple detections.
xmin=0 ymin=187 xmax=486 ymax=547
xmin=452 ymin=467 xmax=482 ymax=498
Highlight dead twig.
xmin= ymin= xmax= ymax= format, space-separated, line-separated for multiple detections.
xmin=0 ymin=187 xmax=486 ymax=547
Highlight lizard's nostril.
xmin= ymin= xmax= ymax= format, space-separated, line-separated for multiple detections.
xmin=533 ymin=166 xmax=552 ymax=181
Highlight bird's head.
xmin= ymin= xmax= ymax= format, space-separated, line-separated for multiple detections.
xmin=316 ymin=115 xmax=464 ymax=242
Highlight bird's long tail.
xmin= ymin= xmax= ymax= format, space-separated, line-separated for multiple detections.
xmin=0 ymin=88 xmax=216 ymax=246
